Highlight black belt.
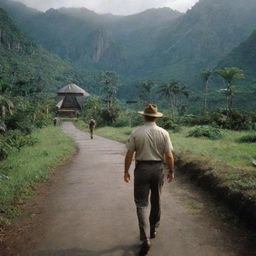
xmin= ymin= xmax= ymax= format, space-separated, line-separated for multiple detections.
xmin=136 ymin=160 xmax=162 ymax=164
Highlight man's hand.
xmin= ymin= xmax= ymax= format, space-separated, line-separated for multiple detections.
xmin=124 ymin=172 xmax=130 ymax=183
xmin=167 ymin=171 xmax=174 ymax=183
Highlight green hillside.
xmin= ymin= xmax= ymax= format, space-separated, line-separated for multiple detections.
xmin=150 ymin=0 xmax=256 ymax=83
xmin=219 ymin=30 xmax=256 ymax=80
xmin=214 ymin=30 xmax=256 ymax=110
xmin=0 ymin=7 xmax=93 ymax=93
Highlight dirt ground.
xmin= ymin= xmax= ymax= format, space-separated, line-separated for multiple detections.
xmin=1 ymin=121 xmax=255 ymax=256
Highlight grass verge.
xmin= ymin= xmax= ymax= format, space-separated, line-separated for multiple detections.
xmin=0 ymin=126 xmax=75 ymax=223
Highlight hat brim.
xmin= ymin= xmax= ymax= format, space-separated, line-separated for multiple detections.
xmin=138 ymin=111 xmax=163 ymax=117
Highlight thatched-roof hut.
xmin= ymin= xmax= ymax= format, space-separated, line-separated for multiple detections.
xmin=56 ymin=84 xmax=90 ymax=117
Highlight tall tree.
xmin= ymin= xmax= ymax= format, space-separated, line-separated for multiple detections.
xmin=215 ymin=67 xmax=245 ymax=115
xmin=200 ymin=70 xmax=212 ymax=114
xmin=137 ymin=80 xmax=155 ymax=106
xmin=100 ymin=71 xmax=118 ymax=109
xmin=158 ymin=80 xmax=189 ymax=117
xmin=100 ymin=71 xmax=119 ymax=125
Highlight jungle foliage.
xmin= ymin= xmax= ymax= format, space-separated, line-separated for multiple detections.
xmin=0 ymin=76 xmax=56 ymax=160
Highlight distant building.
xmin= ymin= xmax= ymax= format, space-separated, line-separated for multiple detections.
xmin=56 ymin=83 xmax=90 ymax=117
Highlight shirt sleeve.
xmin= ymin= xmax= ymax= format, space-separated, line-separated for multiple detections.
xmin=164 ymin=132 xmax=174 ymax=152
xmin=126 ymin=132 xmax=136 ymax=152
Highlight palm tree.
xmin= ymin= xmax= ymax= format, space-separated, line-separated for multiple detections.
xmin=158 ymin=80 xmax=189 ymax=117
xmin=215 ymin=67 xmax=245 ymax=115
xmin=200 ymin=70 xmax=212 ymax=114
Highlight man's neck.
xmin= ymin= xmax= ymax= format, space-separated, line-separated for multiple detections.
xmin=144 ymin=121 xmax=156 ymax=126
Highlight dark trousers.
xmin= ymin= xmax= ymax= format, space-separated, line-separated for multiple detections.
xmin=134 ymin=161 xmax=164 ymax=241
xmin=89 ymin=127 xmax=94 ymax=138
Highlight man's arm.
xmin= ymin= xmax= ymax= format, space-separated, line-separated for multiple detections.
xmin=165 ymin=151 xmax=175 ymax=183
xmin=124 ymin=150 xmax=134 ymax=183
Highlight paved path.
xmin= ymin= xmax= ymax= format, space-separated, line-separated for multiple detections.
xmin=4 ymin=122 xmax=255 ymax=256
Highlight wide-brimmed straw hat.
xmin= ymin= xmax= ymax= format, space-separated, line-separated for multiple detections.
xmin=138 ymin=104 xmax=163 ymax=118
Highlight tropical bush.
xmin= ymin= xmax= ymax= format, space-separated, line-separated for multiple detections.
xmin=0 ymin=130 xmax=38 ymax=160
xmin=5 ymin=130 xmax=38 ymax=150
xmin=131 ymin=114 xmax=144 ymax=127
xmin=113 ymin=112 xmax=130 ymax=127
xmin=0 ymin=139 xmax=12 ymax=161
xmin=100 ymin=106 xmax=120 ymax=126
xmin=187 ymin=126 xmax=223 ymax=139
xmin=238 ymin=134 xmax=256 ymax=143
xmin=181 ymin=111 xmax=252 ymax=131
xmin=158 ymin=116 xmax=181 ymax=132
xmin=181 ymin=114 xmax=212 ymax=126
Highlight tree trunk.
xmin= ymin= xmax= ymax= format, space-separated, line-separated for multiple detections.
xmin=204 ymin=81 xmax=208 ymax=114
xmin=1 ymin=106 xmax=6 ymax=119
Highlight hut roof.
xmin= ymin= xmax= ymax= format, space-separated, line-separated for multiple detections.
xmin=57 ymin=83 xmax=90 ymax=96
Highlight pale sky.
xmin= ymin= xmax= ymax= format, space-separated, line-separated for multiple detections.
xmin=14 ymin=0 xmax=200 ymax=15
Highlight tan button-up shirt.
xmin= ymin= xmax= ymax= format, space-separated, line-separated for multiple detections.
xmin=126 ymin=122 xmax=173 ymax=161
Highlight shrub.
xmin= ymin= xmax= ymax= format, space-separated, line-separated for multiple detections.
xmin=181 ymin=111 xmax=252 ymax=131
xmin=211 ymin=110 xmax=251 ymax=130
xmin=181 ymin=114 xmax=212 ymax=126
xmin=0 ymin=139 xmax=12 ymax=161
xmin=131 ymin=114 xmax=144 ymax=127
xmin=227 ymin=111 xmax=251 ymax=130
xmin=238 ymin=134 xmax=256 ymax=143
xmin=33 ymin=115 xmax=51 ymax=128
xmin=0 ymin=130 xmax=38 ymax=160
xmin=158 ymin=116 xmax=181 ymax=132
xmin=100 ymin=106 xmax=120 ymax=126
xmin=113 ymin=112 xmax=130 ymax=127
xmin=187 ymin=126 xmax=223 ymax=139
xmin=5 ymin=130 xmax=38 ymax=150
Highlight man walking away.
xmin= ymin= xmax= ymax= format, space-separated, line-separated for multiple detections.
xmin=89 ymin=119 xmax=96 ymax=139
xmin=124 ymin=104 xmax=174 ymax=256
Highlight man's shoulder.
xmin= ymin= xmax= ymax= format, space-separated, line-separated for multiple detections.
xmin=156 ymin=125 xmax=168 ymax=133
xmin=131 ymin=125 xmax=145 ymax=135
xmin=155 ymin=125 xmax=169 ymax=135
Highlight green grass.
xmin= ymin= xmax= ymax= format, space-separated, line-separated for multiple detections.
xmin=0 ymin=126 xmax=75 ymax=222
xmin=171 ymin=127 xmax=256 ymax=170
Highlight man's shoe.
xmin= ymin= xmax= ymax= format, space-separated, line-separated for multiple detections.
xmin=139 ymin=239 xmax=151 ymax=255
xmin=150 ymin=229 xmax=157 ymax=239
xmin=150 ymin=227 xmax=157 ymax=239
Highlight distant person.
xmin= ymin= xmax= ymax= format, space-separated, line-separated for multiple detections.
xmin=53 ymin=117 xmax=58 ymax=126
xmin=89 ymin=119 xmax=96 ymax=139
xmin=124 ymin=104 xmax=174 ymax=256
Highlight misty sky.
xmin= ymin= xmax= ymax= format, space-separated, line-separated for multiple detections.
xmin=14 ymin=0 xmax=200 ymax=14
